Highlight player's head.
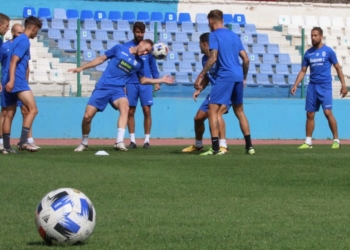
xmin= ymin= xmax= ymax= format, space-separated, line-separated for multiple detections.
xmin=136 ymin=39 xmax=153 ymax=56
xmin=199 ymin=32 xmax=210 ymax=55
xmin=207 ymin=9 xmax=223 ymax=31
xmin=0 ymin=13 xmax=10 ymax=36
xmin=24 ymin=16 xmax=42 ymax=39
xmin=133 ymin=22 xmax=146 ymax=43
xmin=311 ymin=27 xmax=323 ymax=47
xmin=11 ymin=23 xmax=24 ymax=39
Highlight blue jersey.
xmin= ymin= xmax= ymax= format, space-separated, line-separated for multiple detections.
xmin=202 ymin=55 xmax=217 ymax=85
xmin=1 ymin=41 xmax=12 ymax=85
xmin=209 ymin=28 xmax=244 ymax=81
xmin=302 ymin=45 xmax=337 ymax=84
xmin=124 ymin=40 xmax=159 ymax=84
xmin=97 ymin=44 xmax=145 ymax=88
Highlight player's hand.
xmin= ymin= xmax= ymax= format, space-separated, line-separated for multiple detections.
xmin=0 ymin=84 xmax=2 ymax=93
xmin=243 ymin=79 xmax=247 ymax=88
xmin=154 ymin=83 xmax=160 ymax=92
xmin=68 ymin=68 xmax=82 ymax=73
xmin=340 ymin=85 xmax=348 ymax=98
xmin=193 ymin=89 xmax=201 ymax=102
xmin=290 ymin=85 xmax=297 ymax=96
xmin=194 ymin=74 xmax=203 ymax=90
xmin=162 ymin=75 xmax=174 ymax=84
xmin=5 ymin=81 xmax=14 ymax=92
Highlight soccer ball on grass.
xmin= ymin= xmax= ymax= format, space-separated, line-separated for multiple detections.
xmin=152 ymin=42 xmax=169 ymax=60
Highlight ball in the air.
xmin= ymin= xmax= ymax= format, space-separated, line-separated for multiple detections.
xmin=152 ymin=42 xmax=169 ymax=60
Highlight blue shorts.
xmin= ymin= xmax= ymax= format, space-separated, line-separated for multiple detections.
xmin=305 ymin=83 xmax=332 ymax=112
xmin=230 ymin=82 xmax=244 ymax=105
xmin=1 ymin=82 xmax=30 ymax=108
xmin=199 ymin=94 xmax=231 ymax=113
xmin=88 ymin=87 xmax=127 ymax=112
xmin=126 ymin=83 xmax=153 ymax=107
xmin=209 ymin=78 xmax=235 ymax=107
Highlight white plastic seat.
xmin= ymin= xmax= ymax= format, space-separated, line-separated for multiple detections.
xmin=325 ymin=37 xmax=339 ymax=48
xmin=49 ymin=69 xmax=68 ymax=85
xmin=287 ymin=25 xmax=301 ymax=36
xmin=291 ymin=15 xmax=304 ymax=27
xmin=345 ymin=56 xmax=350 ymax=65
xmin=342 ymin=64 xmax=350 ymax=76
xmin=35 ymin=58 xmax=51 ymax=71
xmin=305 ymin=16 xmax=318 ymax=27
xmin=278 ymin=15 xmax=290 ymax=26
xmin=319 ymin=16 xmax=331 ymax=28
xmin=335 ymin=46 xmax=349 ymax=57
xmin=332 ymin=17 xmax=345 ymax=28
xmin=330 ymin=27 xmax=343 ymax=37
xmin=340 ymin=36 xmax=350 ymax=47
xmin=33 ymin=70 xmax=52 ymax=84
xmin=346 ymin=17 xmax=350 ymax=27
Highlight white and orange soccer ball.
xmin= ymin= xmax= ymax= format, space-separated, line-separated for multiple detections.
xmin=35 ymin=188 xmax=96 ymax=245
xmin=152 ymin=42 xmax=169 ymax=60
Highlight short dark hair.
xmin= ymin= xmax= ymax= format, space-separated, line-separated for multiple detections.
xmin=24 ymin=16 xmax=42 ymax=29
xmin=142 ymin=39 xmax=154 ymax=47
xmin=199 ymin=32 xmax=210 ymax=43
xmin=0 ymin=13 xmax=10 ymax=24
xmin=133 ymin=21 xmax=146 ymax=33
xmin=311 ymin=27 xmax=323 ymax=36
xmin=207 ymin=9 xmax=223 ymax=21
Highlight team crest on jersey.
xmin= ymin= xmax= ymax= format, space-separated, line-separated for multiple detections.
xmin=322 ymin=51 xmax=326 ymax=57
xmin=316 ymin=53 xmax=319 ymax=56
xmin=133 ymin=60 xmax=138 ymax=66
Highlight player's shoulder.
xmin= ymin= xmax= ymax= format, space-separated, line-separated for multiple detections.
xmin=305 ymin=47 xmax=315 ymax=55
xmin=322 ymin=45 xmax=335 ymax=52
xmin=124 ymin=40 xmax=136 ymax=47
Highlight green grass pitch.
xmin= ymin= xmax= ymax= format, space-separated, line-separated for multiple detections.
xmin=1 ymin=145 xmax=350 ymax=249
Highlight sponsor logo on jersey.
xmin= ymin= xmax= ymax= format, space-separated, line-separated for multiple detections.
xmin=117 ymin=59 xmax=133 ymax=73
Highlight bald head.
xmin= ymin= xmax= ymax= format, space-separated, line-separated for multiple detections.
xmin=11 ymin=23 xmax=24 ymax=39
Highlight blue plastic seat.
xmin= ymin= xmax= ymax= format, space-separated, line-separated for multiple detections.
xmin=195 ymin=62 xmax=202 ymax=71
xmin=262 ymin=54 xmax=276 ymax=64
xmin=66 ymin=9 xmax=79 ymax=19
xmin=107 ymin=40 xmax=118 ymax=50
xmin=248 ymin=53 xmax=260 ymax=64
xmin=166 ymin=51 xmax=179 ymax=62
xmin=101 ymin=19 xmax=114 ymax=31
xmin=51 ymin=18 xmax=65 ymax=30
xmin=54 ymin=8 xmax=67 ymax=19
xmin=165 ymin=22 xmax=178 ymax=32
xmin=191 ymin=72 xmax=200 ymax=82
xmin=175 ymin=32 xmax=189 ymax=42
xmin=117 ymin=20 xmax=130 ymax=31
xmin=64 ymin=29 xmax=77 ymax=40
xmin=178 ymin=12 xmax=191 ymax=24
xmin=260 ymin=63 xmax=273 ymax=74
xmin=223 ymin=14 xmax=233 ymax=25
xmin=96 ymin=61 xmax=108 ymax=72
xmin=164 ymin=12 xmax=177 ymax=23
xmin=159 ymin=32 xmax=172 ymax=42
xmin=48 ymin=29 xmax=62 ymax=40
xmin=143 ymin=32 xmax=154 ymax=40
xmin=137 ymin=11 xmax=150 ymax=24
xmin=197 ymin=23 xmax=209 ymax=33
xmin=149 ymin=21 xmax=161 ymax=32
xmin=188 ymin=42 xmax=200 ymax=52
xmin=291 ymin=64 xmax=301 ymax=74
xmin=151 ymin=12 xmax=163 ymax=22
xmin=252 ymin=44 xmax=266 ymax=54
xmin=38 ymin=8 xmax=52 ymax=20
xmin=244 ymin=24 xmax=257 ymax=35
xmin=231 ymin=23 xmax=241 ymax=35
xmin=23 ymin=7 xmax=36 ymax=18
xmin=123 ymin=11 xmax=135 ymax=23
xmin=267 ymin=44 xmax=280 ymax=54
xmin=248 ymin=64 xmax=257 ymax=74
xmin=179 ymin=61 xmax=193 ymax=72
xmin=257 ymin=34 xmax=269 ymax=44
xmin=288 ymin=74 xmax=298 ymax=84
xmin=74 ymin=40 xmax=88 ymax=51
xmin=246 ymin=74 xmax=256 ymax=86
xmin=256 ymin=73 xmax=270 ymax=85
xmin=80 ymin=10 xmax=93 ymax=21
xmin=80 ymin=30 xmax=92 ymax=40
xmin=171 ymin=42 xmax=185 ymax=52
xmin=58 ymin=39 xmax=75 ymax=52
xmin=181 ymin=22 xmax=194 ymax=33
xmin=272 ymin=74 xmax=286 ymax=85
xmin=113 ymin=31 xmax=127 ymax=42
xmin=195 ymin=13 xmax=207 ymax=23
xmin=40 ymin=19 xmax=49 ymax=31
xmin=95 ymin=30 xmax=108 ymax=41
xmin=162 ymin=61 xmax=176 ymax=73
xmin=233 ymin=14 xmax=246 ymax=26
xmin=94 ymin=11 xmax=107 ymax=22
xmin=243 ymin=43 xmax=249 ymax=52
xmin=108 ymin=11 xmax=121 ymax=22
xmin=191 ymin=33 xmax=200 ymax=42
xmin=241 ymin=34 xmax=253 ymax=45
xmin=83 ymin=50 xmax=97 ymax=61
xmin=275 ymin=64 xmax=289 ymax=74
xmin=68 ymin=19 xmax=77 ymax=30
xmin=83 ymin=19 xmax=97 ymax=30
xmin=90 ymin=40 xmax=105 ymax=51
xmin=176 ymin=72 xmax=190 ymax=83
xmin=279 ymin=53 xmax=291 ymax=64
xmin=182 ymin=51 xmax=195 ymax=61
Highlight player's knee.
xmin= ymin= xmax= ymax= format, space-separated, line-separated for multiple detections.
xmin=83 ymin=113 xmax=93 ymax=123
xmin=323 ymin=110 xmax=333 ymax=118
xmin=306 ymin=112 xmax=315 ymax=119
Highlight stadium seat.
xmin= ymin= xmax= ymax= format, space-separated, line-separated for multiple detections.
xmin=179 ymin=61 xmax=193 ymax=72
xmin=113 ymin=31 xmax=127 ymax=42
xmin=291 ymin=15 xmax=304 ymax=27
xmin=48 ymin=29 xmax=62 ymax=40
xmin=188 ymin=41 xmax=200 ymax=52
xmin=117 ymin=20 xmax=130 ymax=31
xmin=94 ymin=11 xmax=107 ymax=22
xmin=175 ymin=72 xmax=190 ymax=83
xmin=90 ymin=40 xmax=104 ymax=51
xmin=83 ymin=20 xmax=97 ymax=30
xmin=36 ymin=58 xmax=51 ymax=71
xmin=231 ymin=23 xmax=241 ymax=35
xmin=166 ymin=51 xmax=180 ymax=62
xmin=164 ymin=12 xmax=177 ymax=23
xmin=80 ymin=10 xmax=94 ymax=21
xmin=278 ymin=54 xmax=291 ymax=64
xmin=272 ymin=74 xmax=287 ymax=85
xmin=33 ymin=70 xmax=52 ymax=84
xmin=51 ymin=18 xmax=65 ymax=30
xmin=191 ymin=72 xmax=200 ymax=83
xmin=336 ymin=46 xmax=349 ymax=57
xmin=101 ymin=19 xmax=114 ymax=31
xmin=41 ymin=19 xmax=49 ymax=31
xmin=175 ymin=32 xmax=189 ymax=42
xmin=194 ymin=62 xmax=202 ymax=72
xmin=257 ymin=34 xmax=269 ymax=45
xmin=330 ymin=27 xmax=343 ymax=37
xmin=80 ymin=30 xmax=92 ymax=40
xmin=38 ymin=8 xmax=52 ymax=20
xmin=162 ymin=61 xmax=176 ymax=73
xmin=64 ymin=29 xmax=77 ymax=40
xmin=319 ymin=16 xmax=331 ymax=28
xmin=195 ymin=13 xmax=207 ymax=23
xmin=54 ymin=8 xmax=67 ymax=19
xmin=66 ymin=9 xmax=79 ymax=19
xmin=267 ymin=44 xmax=280 ymax=55
xmin=241 ymin=34 xmax=253 ymax=45
xmin=165 ymin=22 xmax=177 ymax=32
xmin=345 ymin=56 xmax=350 ymax=65
xmin=171 ymin=42 xmax=185 ymax=52
xmin=262 ymin=54 xmax=276 ymax=64
xmin=182 ymin=51 xmax=195 ymax=62
xmin=248 ymin=53 xmax=260 ymax=64
xmin=275 ymin=64 xmax=289 ymax=74
xmin=107 ymin=40 xmax=118 ymax=50
xmin=287 ymin=25 xmax=301 ymax=36
xmin=340 ymin=36 xmax=350 ymax=46
xmin=96 ymin=61 xmax=108 ymax=72
xmin=223 ymin=14 xmax=233 ymax=25
xmin=68 ymin=19 xmax=77 ymax=30
xmin=332 ymin=17 xmax=345 ymax=28
xmin=246 ymin=74 xmax=256 ymax=86
xmin=123 ymin=11 xmax=135 ymax=23
xmin=288 ymin=74 xmax=298 ymax=85
xmin=197 ymin=23 xmax=210 ymax=33
xmin=137 ymin=11 xmax=150 ymax=24
xmin=149 ymin=21 xmax=162 ymax=32
xmin=305 ymin=16 xmax=318 ymax=27
xmin=233 ymin=14 xmax=246 ymax=26
xmin=252 ymin=44 xmax=266 ymax=54
xmin=260 ymin=64 xmax=273 ymax=74
xmin=144 ymin=32 xmax=154 ymax=40
xmin=178 ymin=12 xmax=191 ymax=24
xmin=278 ymin=15 xmax=290 ymax=26
xmin=50 ymin=69 xmax=68 ymax=85
xmin=159 ymin=32 xmax=172 ymax=42
xmin=58 ymin=39 xmax=75 ymax=52
xmin=256 ymin=73 xmax=270 ymax=85
xmin=108 ymin=11 xmax=121 ymax=22
xmin=244 ymin=24 xmax=257 ymax=35
xmin=23 ymin=7 xmax=36 ymax=18
xmin=95 ymin=30 xmax=108 ymax=41
xmin=191 ymin=33 xmax=200 ymax=42
xmin=248 ymin=64 xmax=257 ymax=74
xmin=182 ymin=22 xmax=194 ymax=33
xmin=74 ymin=40 xmax=88 ymax=51
xmin=83 ymin=50 xmax=97 ymax=61
xmin=151 ymin=12 xmax=163 ymax=23
xmin=243 ymin=43 xmax=249 ymax=52
xmin=291 ymin=64 xmax=301 ymax=74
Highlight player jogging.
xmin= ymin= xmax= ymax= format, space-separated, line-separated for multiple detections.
xmin=68 ymin=40 xmax=173 ymax=152
xmin=182 ymin=33 xmax=230 ymax=153
xmin=1 ymin=16 xmax=42 ymax=154
xmin=125 ymin=22 xmax=160 ymax=149
xmin=291 ymin=27 xmax=348 ymax=149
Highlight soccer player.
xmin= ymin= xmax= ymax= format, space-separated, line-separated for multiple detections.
xmin=1 ymin=16 xmax=42 ymax=154
xmin=291 ymin=27 xmax=348 ymax=149
xmin=0 ymin=13 xmax=10 ymax=93
xmin=193 ymin=9 xmax=255 ymax=155
xmin=0 ymin=24 xmax=40 ymax=150
xmin=124 ymin=22 xmax=160 ymax=149
xmin=182 ymin=33 xmax=230 ymax=153
xmin=68 ymin=40 xmax=173 ymax=152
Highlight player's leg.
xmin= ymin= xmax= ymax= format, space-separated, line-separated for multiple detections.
xmin=217 ymin=105 xmax=229 ymax=153
xmin=20 ymin=103 xmax=40 ymax=149
xmin=2 ymin=104 xmax=17 ymax=153
xmin=321 ymin=89 xmax=339 ymax=148
xmin=126 ymin=83 xmax=138 ymax=148
xmin=0 ymin=107 xmax=6 ymax=150
xmin=140 ymin=84 xmax=154 ymax=149
xmin=182 ymin=109 xmax=207 ymax=152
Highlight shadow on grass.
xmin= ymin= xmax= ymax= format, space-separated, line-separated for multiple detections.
xmin=26 ymin=241 xmax=47 ymax=246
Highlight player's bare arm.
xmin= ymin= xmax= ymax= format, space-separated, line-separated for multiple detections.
xmin=290 ymin=66 xmax=308 ymax=96
xmin=68 ymin=55 xmax=108 ymax=73
xmin=5 ymin=55 xmax=21 ymax=92
xmin=239 ymin=50 xmax=250 ymax=81
xmin=194 ymin=49 xmax=218 ymax=89
xmin=193 ymin=75 xmax=209 ymax=102
xmin=139 ymin=75 xmax=174 ymax=85
xmin=333 ymin=63 xmax=348 ymax=98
